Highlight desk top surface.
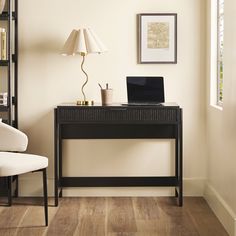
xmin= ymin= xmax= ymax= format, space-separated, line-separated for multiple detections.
xmin=57 ymin=102 xmax=180 ymax=108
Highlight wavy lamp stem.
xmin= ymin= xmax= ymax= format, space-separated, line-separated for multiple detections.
xmin=77 ymin=53 xmax=94 ymax=105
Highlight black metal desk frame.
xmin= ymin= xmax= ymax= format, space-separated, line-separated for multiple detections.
xmin=54 ymin=104 xmax=183 ymax=206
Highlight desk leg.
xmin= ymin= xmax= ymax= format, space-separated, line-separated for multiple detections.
xmin=175 ymin=137 xmax=179 ymax=198
xmin=59 ymin=189 xmax=63 ymax=197
xmin=54 ymin=109 xmax=59 ymax=207
xmin=178 ymin=109 xmax=183 ymax=206
xmin=59 ymin=125 xmax=63 ymax=199
xmin=175 ymin=109 xmax=183 ymax=206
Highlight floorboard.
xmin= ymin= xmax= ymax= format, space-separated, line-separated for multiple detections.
xmin=75 ymin=197 xmax=106 ymax=236
xmin=0 ymin=197 xmax=229 ymax=236
xmin=107 ymin=197 xmax=137 ymax=234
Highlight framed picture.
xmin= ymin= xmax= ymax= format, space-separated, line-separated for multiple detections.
xmin=138 ymin=13 xmax=177 ymax=64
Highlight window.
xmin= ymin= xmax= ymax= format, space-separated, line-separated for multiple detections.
xmin=217 ymin=0 xmax=224 ymax=105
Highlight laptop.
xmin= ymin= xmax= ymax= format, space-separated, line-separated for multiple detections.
xmin=123 ymin=76 xmax=165 ymax=106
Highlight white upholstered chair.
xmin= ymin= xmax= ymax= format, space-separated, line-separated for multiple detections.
xmin=0 ymin=121 xmax=48 ymax=226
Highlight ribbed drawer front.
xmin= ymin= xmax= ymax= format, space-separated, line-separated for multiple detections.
xmin=57 ymin=107 xmax=178 ymax=123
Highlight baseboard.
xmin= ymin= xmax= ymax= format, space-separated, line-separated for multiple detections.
xmin=204 ymin=183 xmax=236 ymax=236
xmin=18 ymin=177 xmax=205 ymax=197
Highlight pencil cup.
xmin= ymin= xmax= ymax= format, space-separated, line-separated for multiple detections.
xmin=101 ymin=89 xmax=113 ymax=105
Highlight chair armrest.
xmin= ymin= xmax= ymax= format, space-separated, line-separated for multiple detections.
xmin=0 ymin=121 xmax=28 ymax=152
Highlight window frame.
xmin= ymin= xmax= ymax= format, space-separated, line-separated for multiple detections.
xmin=216 ymin=0 xmax=224 ymax=106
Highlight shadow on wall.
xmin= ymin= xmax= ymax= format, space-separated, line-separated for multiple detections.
xmin=23 ymin=109 xmax=54 ymax=177
xmin=63 ymin=139 xmax=176 ymax=176
xmin=224 ymin=105 xmax=236 ymax=138
xmin=20 ymin=37 xmax=63 ymax=55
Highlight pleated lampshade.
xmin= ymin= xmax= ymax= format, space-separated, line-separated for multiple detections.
xmin=61 ymin=28 xmax=107 ymax=56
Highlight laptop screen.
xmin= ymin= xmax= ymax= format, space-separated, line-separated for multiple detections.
xmin=127 ymin=76 xmax=165 ymax=103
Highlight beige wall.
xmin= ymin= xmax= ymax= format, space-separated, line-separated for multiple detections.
xmin=18 ymin=0 xmax=207 ymax=196
xmin=205 ymin=0 xmax=236 ymax=235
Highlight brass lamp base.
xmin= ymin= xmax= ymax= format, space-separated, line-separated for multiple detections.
xmin=77 ymin=100 xmax=94 ymax=106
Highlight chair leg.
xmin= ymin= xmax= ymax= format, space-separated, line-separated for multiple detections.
xmin=7 ymin=176 xmax=12 ymax=206
xmin=14 ymin=175 xmax=19 ymax=197
xmin=42 ymin=168 xmax=48 ymax=226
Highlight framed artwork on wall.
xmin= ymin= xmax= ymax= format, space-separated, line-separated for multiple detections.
xmin=138 ymin=13 xmax=177 ymax=64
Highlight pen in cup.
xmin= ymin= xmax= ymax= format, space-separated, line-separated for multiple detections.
xmin=98 ymin=83 xmax=109 ymax=90
xmin=98 ymin=83 xmax=103 ymax=90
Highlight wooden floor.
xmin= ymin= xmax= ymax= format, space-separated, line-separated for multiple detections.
xmin=0 ymin=197 xmax=228 ymax=236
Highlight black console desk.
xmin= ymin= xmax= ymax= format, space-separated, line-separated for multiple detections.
xmin=54 ymin=103 xmax=183 ymax=206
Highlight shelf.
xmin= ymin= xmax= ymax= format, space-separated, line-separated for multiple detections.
xmin=0 ymin=105 xmax=9 ymax=111
xmin=0 ymin=55 xmax=17 ymax=65
xmin=12 ymin=54 xmax=17 ymax=62
xmin=0 ymin=60 xmax=10 ymax=66
xmin=12 ymin=96 xmax=16 ymax=105
xmin=0 ymin=0 xmax=18 ymax=128
xmin=0 ymin=11 xmax=16 ymax=21
xmin=0 ymin=119 xmax=14 ymax=126
xmin=0 ymin=0 xmax=18 ymax=197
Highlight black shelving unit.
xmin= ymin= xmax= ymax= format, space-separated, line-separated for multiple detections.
xmin=0 ymin=0 xmax=18 ymax=197
xmin=0 ymin=0 xmax=18 ymax=127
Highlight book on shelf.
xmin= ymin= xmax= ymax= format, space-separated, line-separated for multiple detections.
xmin=0 ymin=27 xmax=7 ymax=60
xmin=0 ymin=92 xmax=7 ymax=106
xmin=0 ymin=100 xmax=7 ymax=106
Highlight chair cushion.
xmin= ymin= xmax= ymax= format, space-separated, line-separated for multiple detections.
xmin=0 ymin=152 xmax=48 ymax=176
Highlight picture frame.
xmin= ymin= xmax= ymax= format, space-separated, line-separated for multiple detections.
xmin=138 ymin=13 xmax=177 ymax=64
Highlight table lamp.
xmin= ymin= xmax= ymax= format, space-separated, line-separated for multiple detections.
xmin=61 ymin=28 xmax=107 ymax=105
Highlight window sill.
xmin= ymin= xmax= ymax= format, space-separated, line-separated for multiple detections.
xmin=210 ymin=104 xmax=223 ymax=111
